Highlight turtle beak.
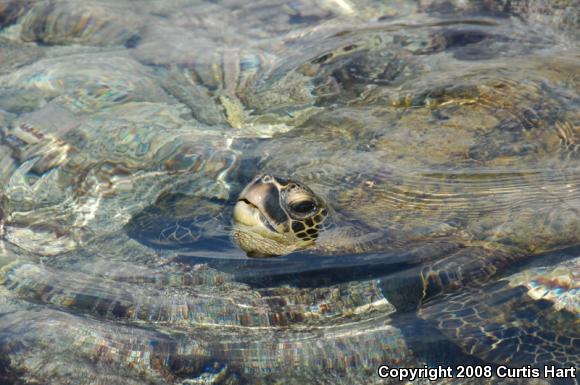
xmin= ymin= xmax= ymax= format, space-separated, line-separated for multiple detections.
xmin=233 ymin=198 xmax=261 ymax=227
xmin=233 ymin=175 xmax=269 ymax=227
xmin=233 ymin=175 xmax=287 ymax=229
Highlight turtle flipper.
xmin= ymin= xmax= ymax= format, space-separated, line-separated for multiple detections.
xmin=418 ymin=243 xmax=526 ymax=301
xmin=418 ymin=256 xmax=579 ymax=373
xmin=379 ymin=242 xmax=527 ymax=311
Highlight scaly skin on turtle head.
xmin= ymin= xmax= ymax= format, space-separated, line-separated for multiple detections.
xmin=232 ymin=174 xmax=330 ymax=257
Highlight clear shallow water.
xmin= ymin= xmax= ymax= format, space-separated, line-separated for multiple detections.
xmin=0 ymin=1 xmax=579 ymax=384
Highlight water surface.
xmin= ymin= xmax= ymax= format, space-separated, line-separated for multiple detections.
xmin=0 ymin=1 xmax=579 ymax=384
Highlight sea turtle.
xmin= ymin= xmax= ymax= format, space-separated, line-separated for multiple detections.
xmin=224 ymin=35 xmax=580 ymax=377
xmin=222 ymin=7 xmax=580 ymax=377
xmin=230 ymin=172 xmax=579 ymax=373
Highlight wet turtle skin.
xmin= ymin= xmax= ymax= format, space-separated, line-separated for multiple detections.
xmin=0 ymin=0 xmax=579 ymax=384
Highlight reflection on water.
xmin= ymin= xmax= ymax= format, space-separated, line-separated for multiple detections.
xmin=0 ymin=1 xmax=578 ymax=384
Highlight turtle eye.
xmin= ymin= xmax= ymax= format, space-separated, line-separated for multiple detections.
xmin=290 ymin=200 xmax=317 ymax=214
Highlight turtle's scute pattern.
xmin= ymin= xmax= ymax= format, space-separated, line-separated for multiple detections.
xmin=419 ymin=264 xmax=580 ymax=369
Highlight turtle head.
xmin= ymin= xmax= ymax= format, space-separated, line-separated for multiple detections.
xmin=232 ymin=174 xmax=329 ymax=257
